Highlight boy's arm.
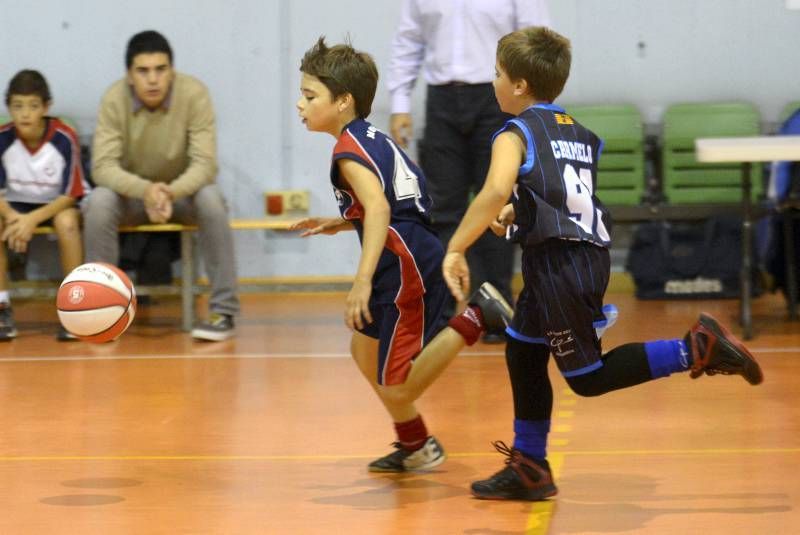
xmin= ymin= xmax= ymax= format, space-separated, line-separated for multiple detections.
xmin=0 ymin=196 xmax=13 ymax=219
xmin=444 ymin=132 xmax=523 ymax=300
xmin=1 ymin=196 xmax=75 ymax=251
xmin=338 ymin=159 xmax=391 ymax=330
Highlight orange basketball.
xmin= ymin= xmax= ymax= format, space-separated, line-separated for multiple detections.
xmin=56 ymin=262 xmax=137 ymax=343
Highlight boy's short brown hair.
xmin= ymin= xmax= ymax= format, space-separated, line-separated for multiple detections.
xmin=497 ymin=26 xmax=571 ymax=103
xmin=300 ymin=37 xmax=378 ymax=119
xmin=5 ymin=69 xmax=51 ymax=105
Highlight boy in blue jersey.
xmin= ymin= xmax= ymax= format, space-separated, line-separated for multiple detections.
xmin=292 ymin=37 xmax=515 ymax=473
xmin=442 ymin=26 xmax=764 ymax=501
xmin=0 ymin=70 xmax=87 ymax=341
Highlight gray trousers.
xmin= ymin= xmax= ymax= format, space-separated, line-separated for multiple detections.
xmin=82 ymin=184 xmax=240 ymax=317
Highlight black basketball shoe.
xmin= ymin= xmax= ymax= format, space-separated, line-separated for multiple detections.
xmin=686 ymin=313 xmax=763 ymax=385
xmin=468 ymin=282 xmax=514 ymax=335
xmin=471 ymin=441 xmax=558 ymax=501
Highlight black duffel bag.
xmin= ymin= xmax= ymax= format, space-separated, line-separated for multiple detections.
xmin=626 ymin=215 xmax=746 ymax=299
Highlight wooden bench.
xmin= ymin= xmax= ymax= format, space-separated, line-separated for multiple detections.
xmin=33 ymin=218 xmax=296 ymax=332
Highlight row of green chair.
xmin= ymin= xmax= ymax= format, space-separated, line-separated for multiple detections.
xmin=567 ymin=101 xmax=800 ymax=206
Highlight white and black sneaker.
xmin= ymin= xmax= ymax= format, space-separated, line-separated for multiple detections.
xmin=0 ymin=303 xmax=17 ymax=341
xmin=368 ymin=436 xmax=446 ymax=472
xmin=191 ymin=313 xmax=235 ymax=341
xmin=468 ymin=282 xmax=514 ymax=334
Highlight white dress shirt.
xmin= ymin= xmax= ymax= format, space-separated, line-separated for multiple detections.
xmin=387 ymin=0 xmax=551 ymax=114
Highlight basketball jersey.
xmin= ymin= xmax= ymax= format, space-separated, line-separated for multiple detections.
xmin=0 ymin=117 xmax=87 ymax=203
xmin=330 ymin=118 xmax=441 ymax=283
xmin=498 ymin=104 xmax=611 ymax=248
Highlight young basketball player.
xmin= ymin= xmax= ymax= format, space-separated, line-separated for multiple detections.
xmin=440 ymin=26 xmax=765 ymax=500
xmin=291 ymin=37 xmax=514 ymax=472
xmin=0 ymin=70 xmax=87 ymax=341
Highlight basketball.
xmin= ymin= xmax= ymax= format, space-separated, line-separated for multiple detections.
xmin=56 ymin=262 xmax=137 ymax=343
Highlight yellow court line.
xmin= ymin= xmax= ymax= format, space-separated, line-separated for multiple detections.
xmin=525 ymin=453 xmax=563 ymax=534
xmin=0 ymin=447 xmax=798 ymax=462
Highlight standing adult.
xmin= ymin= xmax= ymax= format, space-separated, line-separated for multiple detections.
xmin=84 ymin=30 xmax=239 ymax=341
xmin=387 ymin=0 xmax=551 ymax=342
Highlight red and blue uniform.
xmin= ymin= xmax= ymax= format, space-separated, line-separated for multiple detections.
xmin=331 ymin=118 xmax=448 ymax=385
xmin=0 ymin=117 xmax=87 ymax=206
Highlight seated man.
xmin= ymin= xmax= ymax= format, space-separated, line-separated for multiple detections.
xmin=84 ymin=30 xmax=239 ymax=341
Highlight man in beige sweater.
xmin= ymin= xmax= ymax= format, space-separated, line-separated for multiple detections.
xmin=84 ymin=30 xmax=239 ymax=341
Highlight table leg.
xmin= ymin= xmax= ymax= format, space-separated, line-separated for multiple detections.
xmin=181 ymin=231 xmax=194 ymax=332
xmin=784 ymin=211 xmax=798 ymax=320
xmin=740 ymin=162 xmax=753 ymax=339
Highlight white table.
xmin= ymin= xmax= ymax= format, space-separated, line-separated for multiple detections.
xmin=695 ymin=135 xmax=800 ymax=338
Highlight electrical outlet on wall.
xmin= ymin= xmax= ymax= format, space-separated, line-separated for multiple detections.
xmin=264 ymin=190 xmax=310 ymax=215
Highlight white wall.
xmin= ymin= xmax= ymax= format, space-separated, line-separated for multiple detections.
xmin=1 ymin=0 xmax=798 ymax=280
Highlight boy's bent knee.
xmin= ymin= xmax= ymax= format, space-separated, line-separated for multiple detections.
xmin=565 ymin=373 xmax=606 ymax=397
xmin=53 ymin=209 xmax=81 ymax=232
xmin=377 ymin=383 xmax=415 ymax=406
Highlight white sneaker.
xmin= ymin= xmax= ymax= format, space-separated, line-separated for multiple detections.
xmin=368 ymin=436 xmax=446 ymax=472
xmin=402 ymin=436 xmax=446 ymax=471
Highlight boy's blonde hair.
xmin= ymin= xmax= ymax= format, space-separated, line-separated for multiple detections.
xmin=497 ymin=26 xmax=571 ymax=103
xmin=300 ymin=37 xmax=378 ymax=119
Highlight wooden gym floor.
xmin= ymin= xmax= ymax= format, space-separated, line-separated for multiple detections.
xmin=0 ymin=290 xmax=798 ymax=534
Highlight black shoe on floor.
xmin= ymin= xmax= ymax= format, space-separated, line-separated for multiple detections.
xmin=686 ymin=313 xmax=763 ymax=385
xmin=471 ymin=441 xmax=557 ymax=501
xmin=56 ymin=326 xmax=79 ymax=342
xmin=368 ymin=436 xmax=446 ymax=472
xmin=0 ymin=303 xmax=18 ymax=341
xmin=468 ymin=283 xmax=513 ymax=334
xmin=191 ymin=313 xmax=235 ymax=341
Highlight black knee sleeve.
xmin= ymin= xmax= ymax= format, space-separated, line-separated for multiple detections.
xmin=505 ymin=337 xmax=552 ymax=421
xmin=565 ymin=343 xmax=653 ymax=397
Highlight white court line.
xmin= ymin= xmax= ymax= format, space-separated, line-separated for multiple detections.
xmin=0 ymin=347 xmax=797 ymax=364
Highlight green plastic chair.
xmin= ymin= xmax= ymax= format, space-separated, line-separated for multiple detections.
xmin=662 ymin=101 xmax=762 ymax=204
xmin=780 ymin=101 xmax=800 ymax=122
xmin=567 ymin=104 xmax=645 ymax=205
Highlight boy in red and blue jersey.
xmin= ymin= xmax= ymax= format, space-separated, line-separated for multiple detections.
xmin=0 ymin=70 xmax=87 ymax=341
xmin=292 ymin=37 xmax=513 ymax=472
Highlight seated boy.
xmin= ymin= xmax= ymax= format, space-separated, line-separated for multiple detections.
xmin=0 ymin=70 xmax=87 ymax=341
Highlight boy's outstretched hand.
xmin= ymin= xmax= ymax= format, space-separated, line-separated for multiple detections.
xmin=443 ymin=251 xmax=470 ymax=302
xmin=289 ymin=217 xmax=349 ymax=236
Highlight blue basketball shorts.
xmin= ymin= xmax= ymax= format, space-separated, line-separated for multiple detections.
xmin=506 ymin=239 xmax=611 ymax=378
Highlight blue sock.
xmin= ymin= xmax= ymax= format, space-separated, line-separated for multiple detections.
xmin=644 ymin=339 xmax=691 ymax=379
xmin=513 ymin=419 xmax=550 ymax=460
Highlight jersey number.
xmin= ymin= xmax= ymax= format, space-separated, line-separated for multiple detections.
xmin=563 ymin=164 xmax=610 ymax=241
xmin=389 ymin=140 xmax=422 ymax=202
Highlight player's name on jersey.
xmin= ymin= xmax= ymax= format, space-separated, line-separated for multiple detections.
xmin=550 ymin=140 xmax=593 ymax=164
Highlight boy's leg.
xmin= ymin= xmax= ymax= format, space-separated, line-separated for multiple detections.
xmin=52 ymin=208 xmax=83 ymax=274
xmin=350 ymin=331 xmax=445 ymax=473
xmin=52 ymin=208 xmax=83 ymax=341
xmin=379 ymin=282 xmax=514 ymax=406
xmin=471 ymin=338 xmax=558 ymax=500
xmin=0 ymin=236 xmax=16 ymax=341
xmin=566 ymin=313 xmax=763 ymax=396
